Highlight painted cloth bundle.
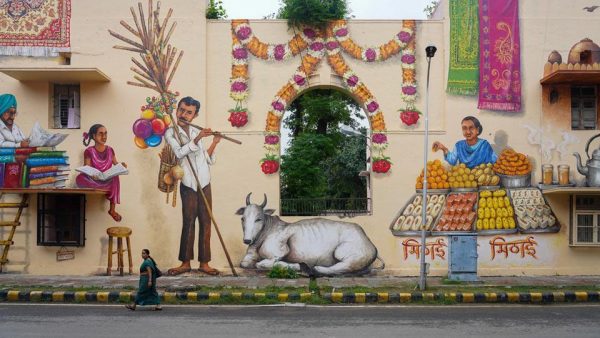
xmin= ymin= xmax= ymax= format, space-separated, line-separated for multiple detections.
xmin=478 ymin=0 xmax=521 ymax=111
xmin=0 ymin=0 xmax=71 ymax=57
xmin=447 ymin=0 xmax=479 ymax=95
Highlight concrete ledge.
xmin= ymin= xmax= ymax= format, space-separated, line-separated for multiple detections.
xmin=1 ymin=289 xmax=599 ymax=304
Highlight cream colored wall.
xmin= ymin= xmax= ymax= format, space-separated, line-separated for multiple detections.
xmin=1 ymin=0 xmax=599 ymax=276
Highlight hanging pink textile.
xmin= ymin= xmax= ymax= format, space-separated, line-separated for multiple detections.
xmin=76 ymin=146 xmax=120 ymax=204
xmin=478 ymin=0 xmax=521 ymax=111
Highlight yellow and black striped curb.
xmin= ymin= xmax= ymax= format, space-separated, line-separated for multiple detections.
xmin=1 ymin=290 xmax=600 ymax=304
xmin=325 ymin=291 xmax=600 ymax=303
xmin=0 ymin=290 xmax=314 ymax=303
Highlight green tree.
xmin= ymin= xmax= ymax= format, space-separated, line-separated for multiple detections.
xmin=275 ymin=0 xmax=350 ymax=29
xmin=206 ymin=0 xmax=227 ymax=19
xmin=280 ymin=89 xmax=367 ymax=207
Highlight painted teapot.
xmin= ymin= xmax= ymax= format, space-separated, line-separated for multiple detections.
xmin=573 ymin=133 xmax=600 ymax=187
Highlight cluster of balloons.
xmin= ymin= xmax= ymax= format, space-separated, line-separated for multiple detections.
xmin=132 ymin=108 xmax=173 ymax=149
xmin=132 ymin=95 xmax=178 ymax=149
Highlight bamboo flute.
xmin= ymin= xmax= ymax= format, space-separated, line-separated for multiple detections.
xmin=166 ymin=51 xmax=183 ymax=89
xmin=138 ymin=3 xmax=149 ymax=48
xmin=163 ymin=22 xmax=177 ymax=46
xmin=147 ymin=0 xmax=154 ymax=50
xmin=130 ymin=67 xmax=154 ymax=82
xmin=127 ymin=81 xmax=159 ymax=91
xmin=108 ymin=30 xmax=145 ymax=50
xmin=114 ymin=45 xmax=145 ymax=53
xmin=176 ymin=119 xmax=242 ymax=145
xmin=130 ymin=7 xmax=144 ymax=42
xmin=120 ymin=20 xmax=141 ymax=38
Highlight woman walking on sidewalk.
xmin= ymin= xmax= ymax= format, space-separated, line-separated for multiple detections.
xmin=126 ymin=249 xmax=162 ymax=311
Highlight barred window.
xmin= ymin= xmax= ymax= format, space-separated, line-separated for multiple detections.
xmin=51 ymin=84 xmax=80 ymax=129
xmin=572 ymin=195 xmax=600 ymax=246
xmin=571 ymin=86 xmax=597 ymax=130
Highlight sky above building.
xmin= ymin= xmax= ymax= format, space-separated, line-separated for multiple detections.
xmin=222 ymin=0 xmax=430 ymax=20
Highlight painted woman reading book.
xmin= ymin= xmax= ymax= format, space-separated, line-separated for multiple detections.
xmin=76 ymin=124 xmax=127 ymax=222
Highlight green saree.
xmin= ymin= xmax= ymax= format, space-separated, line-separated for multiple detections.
xmin=134 ymin=258 xmax=160 ymax=305
xmin=447 ymin=0 xmax=479 ymax=96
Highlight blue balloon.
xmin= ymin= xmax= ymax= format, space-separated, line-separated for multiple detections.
xmin=145 ymin=134 xmax=162 ymax=147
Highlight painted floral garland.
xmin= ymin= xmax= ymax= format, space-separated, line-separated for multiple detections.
xmin=230 ymin=19 xmax=417 ymax=174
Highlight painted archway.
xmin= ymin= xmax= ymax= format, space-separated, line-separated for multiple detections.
xmin=229 ymin=19 xmax=417 ymax=174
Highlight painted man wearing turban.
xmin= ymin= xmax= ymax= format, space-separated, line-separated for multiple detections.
xmin=0 ymin=94 xmax=29 ymax=148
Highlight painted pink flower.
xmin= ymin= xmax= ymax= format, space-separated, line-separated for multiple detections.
xmin=397 ymin=31 xmax=411 ymax=43
xmin=366 ymin=101 xmax=379 ymax=113
xmin=236 ymin=26 xmax=252 ymax=40
xmin=265 ymin=135 xmax=280 ymax=145
xmin=293 ymin=74 xmax=306 ymax=86
xmin=231 ymin=81 xmax=247 ymax=92
xmin=310 ymin=42 xmax=324 ymax=52
xmin=326 ymin=41 xmax=339 ymax=51
xmin=365 ymin=48 xmax=377 ymax=61
xmin=274 ymin=44 xmax=286 ymax=60
xmin=401 ymin=54 xmax=415 ymax=64
xmin=303 ymin=28 xmax=317 ymax=39
xmin=372 ymin=133 xmax=387 ymax=144
xmin=335 ymin=28 xmax=348 ymax=37
xmin=402 ymin=86 xmax=416 ymax=95
xmin=272 ymin=100 xmax=285 ymax=112
xmin=347 ymin=75 xmax=359 ymax=87
xmin=232 ymin=47 xmax=248 ymax=60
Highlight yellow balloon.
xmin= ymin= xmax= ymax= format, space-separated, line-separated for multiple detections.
xmin=134 ymin=136 xmax=148 ymax=149
xmin=141 ymin=109 xmax=155 ymax=120
xmin=163 ymin=114 xmax=172 ymax=126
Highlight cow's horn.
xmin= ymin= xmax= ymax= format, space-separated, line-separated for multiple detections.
xmin=260 ymin=194 xmax=267 ymax=208
xmin=246 ymin=192 xmax=252 ymax=206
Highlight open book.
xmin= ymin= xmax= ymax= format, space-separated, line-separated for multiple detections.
xmin=75 ymin=163 xmax=128 ymax=181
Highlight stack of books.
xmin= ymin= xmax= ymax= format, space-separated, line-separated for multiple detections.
xmin=0 ymin=147 xmax=69 ymax=189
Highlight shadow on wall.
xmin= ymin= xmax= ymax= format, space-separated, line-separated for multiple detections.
xmin=492 ymin=130 xmax=509 ymax=155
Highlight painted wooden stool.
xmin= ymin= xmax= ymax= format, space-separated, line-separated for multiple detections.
xmin=106 ymin=226 xmax=133 ymax=276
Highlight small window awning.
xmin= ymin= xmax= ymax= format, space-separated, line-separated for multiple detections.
xmin=0 ymin=67 xmax=110 ymax=83
xmin=540 ymin=70 xmax=600 ymax=85
xmin=542 ymin=186 xmax=600 ymax=195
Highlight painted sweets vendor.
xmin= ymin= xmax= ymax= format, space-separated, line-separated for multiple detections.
xmin=432 ymin=116 xmax=497 ymax=169
xmin=0 ymin=94 xmax=29 ymax=148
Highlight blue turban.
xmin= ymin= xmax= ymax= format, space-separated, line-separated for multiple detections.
xmin=0 ymin=94 xmax=17 ymax=115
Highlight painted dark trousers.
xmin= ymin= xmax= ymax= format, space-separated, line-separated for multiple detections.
xmin=178 ymin=183 xmax=212 ymax=262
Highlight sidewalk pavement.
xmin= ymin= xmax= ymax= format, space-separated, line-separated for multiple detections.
xmin=1 ymin=272 xmax=600 ymax=304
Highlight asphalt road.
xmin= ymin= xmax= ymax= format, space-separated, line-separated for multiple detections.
xmin=1 ymin=303 xmax=600 ymax=338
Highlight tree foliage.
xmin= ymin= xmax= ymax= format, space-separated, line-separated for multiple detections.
xmin=276 ymin=0 xmax=350 ymax=29
xmin=423 ymin=0 xmax=440 ymax=19
xmin=280 ymin=89 xmax=367 ymax=201
xmin=206 ymin=0 xmax=228 ymax=19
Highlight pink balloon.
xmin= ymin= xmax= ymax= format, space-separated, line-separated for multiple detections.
xmin=132 ymin=119 xmax=152 ymax=139
xmin=151 ymin=118 xmax=166 ymax=136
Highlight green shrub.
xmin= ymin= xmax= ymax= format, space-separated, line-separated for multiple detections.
xmin=206 ymin=0 xmax=227 ymax=19
xmin=268 ymin=265 xmax=299 ymax=279
xmin=278 ymin=0 xmax=349 ymax=30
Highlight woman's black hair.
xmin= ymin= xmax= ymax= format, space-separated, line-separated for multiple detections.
xmin=83 ymin=124 xmax=105 ymax=146
xmin=142 ymin=248 xmax=157 ymax=267
xmin=462 ymin=116 xmax=483 ymax=135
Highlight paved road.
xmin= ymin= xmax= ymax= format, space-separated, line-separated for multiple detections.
xmin=1 ymin=303 xmax=599 ymax=338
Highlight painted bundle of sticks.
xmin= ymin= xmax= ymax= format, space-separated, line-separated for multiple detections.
xmin=109 ymin=0 xmax=182 ymax=96
xmin=158 ymin=143 xmax=176 ymax=165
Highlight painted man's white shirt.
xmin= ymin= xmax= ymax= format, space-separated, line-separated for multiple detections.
xmin=0 ymin=119 xmax=26 ymax=148
xmin=164 ymin=124 xmax=215 ymax=191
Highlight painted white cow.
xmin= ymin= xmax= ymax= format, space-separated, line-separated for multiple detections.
xmin=236 ymin=193 xmax=383 ymax=276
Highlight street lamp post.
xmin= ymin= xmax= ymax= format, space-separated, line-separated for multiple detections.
xmin=419 ymin=45 xmax=437 ymax=291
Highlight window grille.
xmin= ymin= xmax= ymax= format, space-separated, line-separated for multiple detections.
xmin=571 ymin=195 xmax=600 ymax=245
xmin=52 ymin=84 xmax=80 ymax=129
xmin=571 ymin=86 xmax=597 ymax=130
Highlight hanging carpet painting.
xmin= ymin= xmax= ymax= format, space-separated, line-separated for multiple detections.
xmin=0 ymin=0 xmax=71 ymax=57
xmin=478 ymin=0 xmax=521 ymax=112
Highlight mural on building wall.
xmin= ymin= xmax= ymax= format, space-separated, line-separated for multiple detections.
xmin=230 ymin=19 xmax=418 ymax=174
xmin=0 ymin=0 xmax=71 ymax=57
xmin=75 ymin=124 xmax=128 ymax=222
xmin=110 ymin=1 xmax=240 ymax=277
xmin=236 ymin=193 xmax=382 ymax=276
xmin=391 ymin=115 xmax=561 ymax=239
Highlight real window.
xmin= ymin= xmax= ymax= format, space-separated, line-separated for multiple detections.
xmin=51 ymin=84 xmax=80 ymax=129
xmin=571 ymin=195 xmax=600 ymax=246
xmin=37 ymin=194 xmax=86 ymax=247
xmin=571 ymin=86 xmax=597 ymax=130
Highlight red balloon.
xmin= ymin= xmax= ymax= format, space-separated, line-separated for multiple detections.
xmin=151 ymin=118 xmax=166 ymax=136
